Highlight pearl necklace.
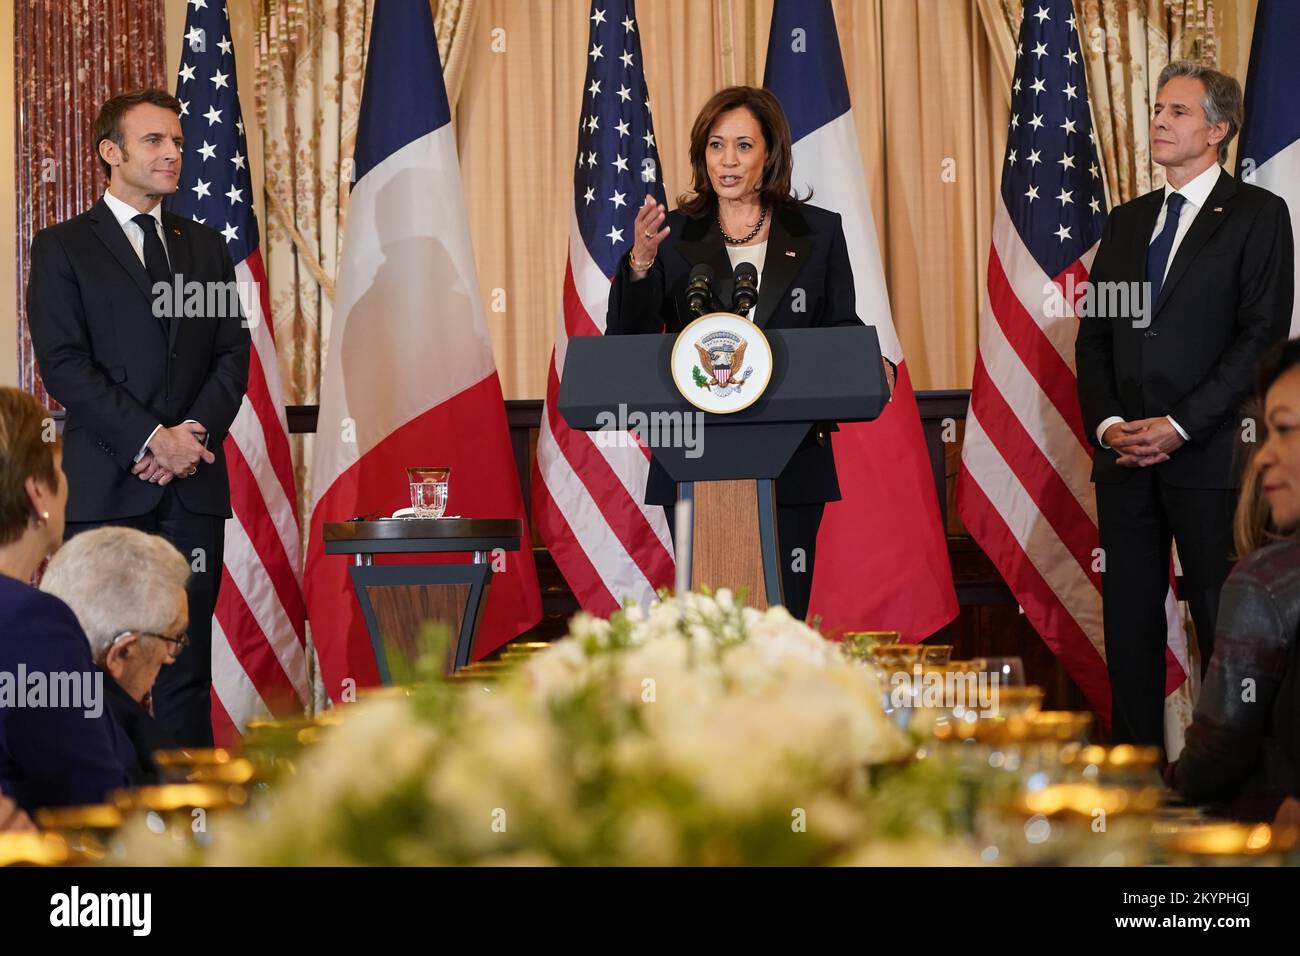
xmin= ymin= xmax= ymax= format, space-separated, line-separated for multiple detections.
xmin=718 ymin=206 xmax=768 ymax=245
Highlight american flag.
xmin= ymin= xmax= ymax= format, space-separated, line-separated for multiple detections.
xmin=531 ymin=0 xmax=674 ymax=613
xmin=165 ymin=0 xmax=310 ymax=739
xmin=956 ymin=0 xmax=1189 ymax=724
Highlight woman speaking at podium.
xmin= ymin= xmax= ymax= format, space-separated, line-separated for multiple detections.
xmin=607 ymin=85 xmax=892 ymax=621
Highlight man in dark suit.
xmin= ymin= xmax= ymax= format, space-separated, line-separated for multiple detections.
xmin=1076 ymin=62 xmax=1294 ymax=748
xmin=27 ymin=89 xmax=250 ymax=747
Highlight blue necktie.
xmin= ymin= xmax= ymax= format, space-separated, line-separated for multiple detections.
xmin=1145 ymin=191 xmax=1187 ymax=307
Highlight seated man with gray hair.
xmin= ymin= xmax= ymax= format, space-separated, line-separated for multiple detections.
xmin=41 ymin=528 xmax=191 ymax=785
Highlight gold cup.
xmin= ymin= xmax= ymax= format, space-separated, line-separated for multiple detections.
xmin=1023 ymin=710 xmax=1093 ymax=742
xmin=112 ymin=783 xmax=248 ymax=814
xmin=500 ymin=642 xmax=552 ymax=655
xmin=244 ymin=715 xmax=335 ymax=751
xmin=867 ymin=643 xmax=927 ymax=667
xmin=154 ymin=747 xmax=235 ymax=783
xmin=33 ymin=804 xmax=126 ymax=861
xmin=1056 ymin=742 xmax=1163 ymax=787
xmin=920 ymin=644 xmax=953 ymax=665
xmin=185 ymin=757 xmax=260 ymax=785
xmin=356 ymin=686 xmax=417 ymax=702
xmin=451 ymin=660 xmax=514 ymax=682
xmin=841 ymin=631 xmax=902 ymax=661
xmin=35 ymin=803 xmax=124 ymax=831
xmin=985 ymin=685 xmax=1045 ymax=717
xmin=0 ymin=831 xmax=83 ymax=867
xmin=1008 ymin=783 xmax=1164 ymax=818
xmin=1159 ymin=821 xmax=1299 ymax=864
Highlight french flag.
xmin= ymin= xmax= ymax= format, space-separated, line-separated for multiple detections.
xmin=304 ymin=0 xmax=541 ymax=696
xmin=764 ymin=0 xmax=958 ymax=640
xmin=1239 ymin=0 xmax=1300 ymax=338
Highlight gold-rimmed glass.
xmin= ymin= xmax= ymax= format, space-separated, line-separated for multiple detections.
xmin=920 ymin=644 xmax=953 ymax=665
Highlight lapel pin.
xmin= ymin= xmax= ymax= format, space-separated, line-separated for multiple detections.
xmin=1213 ymin=207 xmax=1224 ymax=213
xmin=785 ymin=250 xmax=796 ymax=257
xmin=173 ymin=227 xmax=182 ymax=235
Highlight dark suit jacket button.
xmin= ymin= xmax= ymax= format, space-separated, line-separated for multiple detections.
xmin=1144 ymin=330 xmax=1157 ymax=338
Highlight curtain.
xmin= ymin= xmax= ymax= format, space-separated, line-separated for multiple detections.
xmin=976 ymin=0 xmax=1222 ymax=206
xmin=435 ymin=0 xmax=480 ymax=117
xmin=254 ymin=0 xmax=477 ymax=513
xmin=255 ymin=0 xmax=369 ymax=515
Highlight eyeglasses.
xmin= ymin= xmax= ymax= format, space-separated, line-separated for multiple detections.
xmin=112 ymin=630 xmax=190 ymax=653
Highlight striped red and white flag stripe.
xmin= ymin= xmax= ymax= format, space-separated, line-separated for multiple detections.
xmin=531 ymin=1 xmax=675 ymax=614
xmin=210 ymin=253 xmax=310 ymax=740
xmin=167 ymin=0 xmax=310 ymax=742
xmin=956 ymin=1 xmax=1189 ymax=733
xmin=534 ymin=222 xmax=675 ymax=615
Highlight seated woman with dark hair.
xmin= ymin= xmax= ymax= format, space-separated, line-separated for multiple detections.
xmin=0 ymin=387 xmax=132 ymax=811
xmin=1168 ymin=342 xmax=1300 ymax=822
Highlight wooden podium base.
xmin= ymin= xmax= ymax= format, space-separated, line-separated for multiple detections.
xmin=687 ymin=478 xmax=782 ymax=610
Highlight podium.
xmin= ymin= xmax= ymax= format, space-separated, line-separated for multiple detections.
xmin=558 ymin=322 xmax=888 ymax=609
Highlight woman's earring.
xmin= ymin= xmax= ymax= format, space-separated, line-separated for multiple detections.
xmin=36 ymin=511 xmax=49 ymax=528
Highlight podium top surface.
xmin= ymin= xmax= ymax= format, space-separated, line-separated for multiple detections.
xmin=323 ymin=518 xmax=522 ymax=555
xmin=559 ymin=325 xmax=889 ymax=429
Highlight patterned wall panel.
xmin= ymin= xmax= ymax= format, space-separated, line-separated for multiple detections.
xmin=14 ymin=0 xmax=168 ymax=402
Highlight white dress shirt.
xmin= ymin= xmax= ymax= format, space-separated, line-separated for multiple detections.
xmin=101 ymin=189 xmax=170 ymax=271
xmin=101 ymin=190 xmax=194 ymax=463
xmin=1095 ymin=162 xmax=1222 ymax=450
xmin=725 ymin=240 xmax=767 ymax=317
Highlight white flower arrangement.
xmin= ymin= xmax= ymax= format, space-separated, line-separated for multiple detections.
xmin=119 ymin=590 xmax=975 ymax=867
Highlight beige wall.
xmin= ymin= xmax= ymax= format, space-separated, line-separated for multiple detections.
xmin=1 ymin=0 xmax=16 ymax=387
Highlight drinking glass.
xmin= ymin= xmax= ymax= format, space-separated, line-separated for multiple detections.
xmin=406 ymin=467 xmax=451 ymax=518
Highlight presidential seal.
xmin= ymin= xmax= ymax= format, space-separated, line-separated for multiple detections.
xmin=670 ymin=312 xmax=773 ymax=414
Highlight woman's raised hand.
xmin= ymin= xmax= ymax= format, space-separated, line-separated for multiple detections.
xmin=630 ymin=195 xmax=670 ymax=274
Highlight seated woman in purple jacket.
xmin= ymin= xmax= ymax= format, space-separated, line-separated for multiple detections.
xmin=1169 ymin=342 xmax=1300 ymax=823
xmin=0 ymin=386 xmax=132 ymax=811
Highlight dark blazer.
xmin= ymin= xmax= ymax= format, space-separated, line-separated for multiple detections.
xmin=104 ymin=676 xmax=175 ymax=786
xmin=0 ymin=575 xmax=133 ymax=812
xmin=607 ymin=202 xmax=865 ymax=505
xmin=27 ymin=198 xmax=251 ymax=522
xmin=1169 ymin=539 xmax=1300 ymax=821
xmin=1076 ymin=170 xmax=1293 ymax=488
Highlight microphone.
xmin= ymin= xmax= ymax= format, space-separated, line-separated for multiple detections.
xmin=686 ymin=263 xmax=714 ymax=316
xmin=732 ymin=262 xmax=758 ymax=317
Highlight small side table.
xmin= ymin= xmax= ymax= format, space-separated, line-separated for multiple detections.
xmin=323 ymin=518 xmax=522 ymax=677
